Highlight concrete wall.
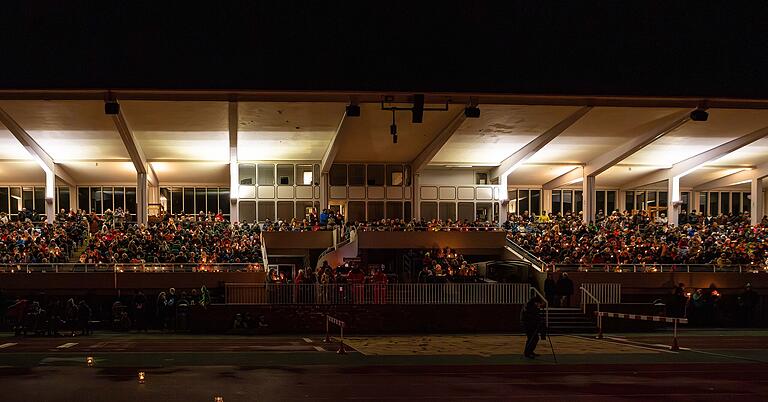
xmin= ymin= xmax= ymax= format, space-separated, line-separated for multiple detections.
xmin=262 ymin=231 xmax=334 ymax=250
xmin=356 ymin=231 xmax=506 ymax=250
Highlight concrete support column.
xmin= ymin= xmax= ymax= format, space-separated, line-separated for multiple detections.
xmin=582 ymin=175 xmax=596 ymax=223
xmin=137 ymin=172 xmax=148 ymax=225
xmin=498 ymin=174 xmax=508 ymax=224
xmin=44 ymin=169 xmax=55 ymax=223
xmin=617 ymin=190 xmax=626 ymax=212
xmin=751 ymin=177 xmax=764 ymax=225
xmin=229 ymin=162 xmax=239 ymax=223
xmin=413 ymin=173 xmax=421 ymax=221
xmin=68 ymin=185 xmax=77 ymax=212
xmin=667 ymin=175 xmax=681 ymax=226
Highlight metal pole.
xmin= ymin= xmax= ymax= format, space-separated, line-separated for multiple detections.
xmin=671 ymin=319 xmax=679 ymax=351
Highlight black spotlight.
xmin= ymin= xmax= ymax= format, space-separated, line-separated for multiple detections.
xmin=345 ymin=104 xmax=360 ymax=117
xmin=690 ymin=109 xmax=708 ymax=121
xmin=390 ymin=123 xmax=397 ymax=135
xmin=412 ymin=94 xmax=424 ymax=123
xmin=464 ymin=106 xmax=480 ymax=118
xmin=392 ymin=134 xmax=398 ymax=144
xmin=105 ymin=100 xmax=120 ymax=115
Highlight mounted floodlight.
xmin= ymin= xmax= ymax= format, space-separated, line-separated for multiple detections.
xmin=464 ymin=106 xmax=480 ymax=118
xmin=412 ymin=94 xmax=424 ymax=123
xmin=345 ymin=104 xmax=360 ymax=117
xmin=690 ymin=108 xmax=708 ymax=121
xmin=105 ymin=100 xmax=120 ymax=115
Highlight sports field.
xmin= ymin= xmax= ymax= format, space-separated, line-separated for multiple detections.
xmin=1 ymin=330 xmax=768 ymax=401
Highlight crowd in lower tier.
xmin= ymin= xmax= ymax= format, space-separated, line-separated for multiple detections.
xmin=506 ymin=210 xmax=768 ymax=267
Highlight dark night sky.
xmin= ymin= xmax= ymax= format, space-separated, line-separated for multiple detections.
xmin=2 ymin=1 xmax=767 ymax=98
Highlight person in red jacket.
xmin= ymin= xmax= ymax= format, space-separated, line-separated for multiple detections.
xmin=372 ymin=265 xmax=388 ymax=304
xmin=347 ymin=266 xmax=366 ymax=303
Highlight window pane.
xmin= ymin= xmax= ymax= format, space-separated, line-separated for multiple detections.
xmin=404 ymin=201 xmax=412 ymax=221
xmin=90 ymin=187 xmax=102 ymax=214
xmin=720 ymin=192 xmax=729 ymax=215
xmin=57 ymin=187 xmax=70 ymax=212
xmin=295 ymin=201 xmax=314 ymax=221
xmin=125 ymin=187 xmax=137 ymax=216
xmin=207 ymin=189 xmax=218 ymax=213
xmin=744 ymin=193 xmax=751 ymax=213
xmin=732 ymin=192 xmax=740 ymax=215
xmin=530 ymin=190 xmax=541 ymax=215
xmin=296 ymin=164 xmax=313 ymax=185
xmin=0 ymin=187 xmax=9 ymax=214
xmin=368 ymin=201 xmax=384 ymax=220
xmin=387 ymin=165 xmax=404 ymax=186
xmin=219 ymin=189 xmax=230 ymax=215
xmin=277 ymin=201 xmax=294 ymax=220
xmin=367 ymin=164 xmax=385 ymax=186
xmin=183 ymin=188 xmax=195 ymax=214
xmin=258 ymin=201 xmax=275 ymax=221
xmin=508 ymin=190 xmax=518 ymax=215
xmin=78 ymin=187 xmax=89 ymax=213
xmin=277 ymin=164 xmax=294 ymax=186
xmin=625 ymin=191 xmax=635 ymax=212
xmin=476 ymin=202 xmax=492 ymax=221
xmin=562 ymin=190 xmax=573 ymax=213
xmin=239 ymin=164 xmax=255 ymax=185
xmin=595 ymin=191 xmax=605 ymax=215
xmin=22 ymin=187 xmax=34 ymax=212
xmin=699 ymin=192 xmax=707 ymax=215
xmin=607 ymin=190 xmax=616 ymax=213
xmin=404 ymin=165 xmax=412 ymax=186
xmin=518 ymin=190 xmax=529 ymax=214
xmin=103 ymin=187 xmax=113 ymax=211
xmin=438 ymin=202 xmax=456 ymax=221
xmin=172 ymin=188 xmax=183 ymax=214
xmin=475 ymin=172 xmax=488 ymax=185
xmin=346 ymin=164 xmax=364 ymax=186
xmin=681 ymin=192 xmax=689 ymax=214
xmin=239 ymin=201 xmax=256 ymax=223
xmin=258 ymin=164 xmax=275 ymax=186
xmin=33 ymin=187 xmax=45 ymax=215
xmin=114 ymin=187 xmax=124 ymax=211
xmin=329 ymin=164 xmax=347 ymax=186
xmin=575 ymin=190 xmax=583 ymax=213
xmin=458 ymin=202 xmax=474 ymax=221
xmin=551 ymin=190 xmax=561 ymax=214
xmin=658 ymin=191 xmax=667 ymax=208
xmin=421 ymin=202 xmax=438 ymax=221
xmin=709 ymin=192 xmax=718 ymax=216
xmin=347 ymin=201 xmax=365 ymax=223
xmin=195 ymin=188 xmax=207 ymax=213
xmin=386 ymin=201 xmax=402 ymax=219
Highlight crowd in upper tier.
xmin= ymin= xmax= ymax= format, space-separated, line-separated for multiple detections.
xmin=505 ymin=209 xmax=768 ymax=268
xmin=0 ymin=215 xmax=87 ymax=264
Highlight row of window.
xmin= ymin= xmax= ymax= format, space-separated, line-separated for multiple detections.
xmin=699 ymin=191 xmax=751 ymax=216
xmin=0 ymin=186 xmax=47 ymax=215
xmin=329 ymin=164 xmax=411 ymax=187
xmin=159 ymin=187 xmax=231 ymax=215
xmin=77 ymin=187 xmax=138 ymax=216
xmin=421 ymin=201 xmax=498 ymax=223
xmin=239 ymin=164 xmax=318 ymax=186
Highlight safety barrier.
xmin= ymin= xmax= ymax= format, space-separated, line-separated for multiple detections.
xmin=595 ymin=311 xmax=688 ymax=350
xmin=551 ymin=263 xmax=762 ymax=273
xmin=225 ymin=283 xmax=532 ymax=305
xmin=324 ymin=315 xmax=347 ymax=354
xmin=581 ymin=283 xmax=621 ymax=304
xmin=0 ymin=263 xmax=264 ymax=273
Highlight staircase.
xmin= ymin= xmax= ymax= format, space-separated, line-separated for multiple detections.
xmin=543 ymin=307 xmax=597 ymax=333
xmin=68 ymin=241 xmax=89 ymax=263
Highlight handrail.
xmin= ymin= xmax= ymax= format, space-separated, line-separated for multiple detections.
xmin=505 ymin=237 xmax=547 ymax=271
xmin=551 ymin=263 xmax=757 ymax=273
xmin=529 ymin=286 xmax=549 ymax=329
xmin=580 ymin=286 xmax=600 ymax=315
xmin=0 ymin=262 xmax=264 ymax=273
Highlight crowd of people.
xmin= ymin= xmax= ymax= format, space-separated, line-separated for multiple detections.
xmin=505 ymin=209 xmax=768 ymax=269
xmin=417 ymin=247 xmax=481 ymax=282
xmin=0 ymin=217 xmax=88 ymax=264
xmin=351 ymin=218 xmax=500 ymax=232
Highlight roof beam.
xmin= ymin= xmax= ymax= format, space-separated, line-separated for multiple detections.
xmin=621 ymin=125 xmax=768 ymax=189
xmin=0 ymin=106 xmax=75 ymax=186
xmin=543 ymin=167 xmax=583 ymax=190
xmin=320 ymin=110 xmax=347 ymax=174
xmin=490 ymin=106 xmax=592 ymax=180
xmin=583 ymin=109 xmax=693 ymax=177
xmin=411 ymin=109 xmax=466 ymax=173
xmin=112 ymin=104 xmax=158 ymax=186
xmin=695 ymin=165 xmax=768 ymax=191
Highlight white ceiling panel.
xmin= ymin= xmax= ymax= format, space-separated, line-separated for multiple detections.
xmin=151 ymin=162 xmax=229 ymax=185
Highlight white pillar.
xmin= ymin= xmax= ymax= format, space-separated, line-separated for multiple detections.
xmin=44 ymin=169 xmax=55 ymax=223
xmin=68 ymin=185 xmax=77 ymax=212
xmin=137 ymin=172 xmax=148 ymax=225
xmin=498 ymin=174 xmax=508 ymax=224
xmin=667 ymin=175 xmax=681 ymax=226
xmin=320 ymin=172 xmax=329 ymax=210
xmin=751 ymin=177 xmax=764 ymax=226
xmin=582 ymin=174 xmax=596 ymax=223
xmin=413 ymin=173 xmax=421 ymax=220
xmin=229 ymin=161 xmax=239 ymax=223
xmin=542 ymin=189 xmax=552 ymax=216
xmin=617 ymin=190 xmax=626 ymax=212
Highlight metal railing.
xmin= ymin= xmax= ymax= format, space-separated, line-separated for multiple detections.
xmin=354 ymin=226 xmax=503 ymax=232
xmin=581 ymin=283 xmax=621 ymax=304
xmin=551 ymin=264 xmax=763 ymax=273
xmin=529 ymin=286 xmax=549 ymax=328
xmin=505 ymin=238 xmax=547 ymax=271
xmin=0 ymin=263 xmax=264 ymax=273
xmin=225 ymin=282 xmax=531 ymax=305
xmin=580 ymin=285 xmax=601 ymax=315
